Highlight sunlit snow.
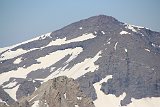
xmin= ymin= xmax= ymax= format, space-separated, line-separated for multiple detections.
xmin=13 ymin=57 xmax=22 ymax=64
xmin=145 ymin=49 xmax=150 ymax=52
xmin=45 ymin=51 xmax=102 ymax=80
xmin=4 ymin=84 xmax=20 ymax=101
xmin=0 ymin=47 xmax=83 ymax=85
xmin=125 ymin=48 xmax=128 ymax=52
xmin=120 ymin=31 xmax=131 ymax=35
xmin=79 ymin=27 xmax=82 ymax=29
xmin=125 ymin=24 xmax=137 ymax=32
xmin=77 ymin=97 xmax=82 ymax=100
xmin=47 ymin=33 xmax=96 ymax=47
xmin=93 ymin=75 xmax=126 ymax=107
xmin=0 ymin=99 xmax=8 ymax=106
xmin=0 ymin=49 xmax=27 ymax=61
xmin=3 ymin=80 xmax=17 ymax=89
xmin=32 ymin=100 xmax=39 ymax=107
xmin=75 ymin=105 xmax=79 ymax=107
xmin=114 ymin=42 xmax=118 ymax=50
xmin=101 ymin=31 xmax=105 ymax=34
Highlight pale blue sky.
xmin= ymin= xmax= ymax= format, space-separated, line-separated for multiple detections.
xmin=0 ymin=0 xmax=160 ymax=47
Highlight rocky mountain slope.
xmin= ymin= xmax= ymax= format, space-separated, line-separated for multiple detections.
xmin=0 ymin=15 xmax=160 ymax=107
xmin=8 ymin=76 xmax=94 ymax=107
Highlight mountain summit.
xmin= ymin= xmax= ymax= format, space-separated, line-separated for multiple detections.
xmin=0 ymin=15 xmax=160 ymax=107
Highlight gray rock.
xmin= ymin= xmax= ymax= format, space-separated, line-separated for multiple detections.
xmin=0 ymin=87 xmax=15 ymax=105
xmin=10 ymin=76 xmax=95 ymax=107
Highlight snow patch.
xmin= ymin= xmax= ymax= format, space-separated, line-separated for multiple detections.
xmin=50 ymin=67 xmax=55 ymax=72
xmin=107 ymin=38 xmax=111 ymax=41
xmin=130 ymin=24 xmax=144 ymax=29
xmin=114 ymin=42 xmax=118 ymax=50
xmin=94 ymin=75 xmax=126 ymax=107
xmin=79 ymin=27 xmax=82 ymax=30
xmin=39 ymin=33 xmax=51 ymax=40
xmin=120 ymin=31 xmax=131 ymax=35
xmin=125 ymin=48 xmax=128 ymax=52
xmin=45 ymin=51 xmax=102 ymax=80
xmin=0 ymin=48 xmax=9 ymax=53
xmin=101 ymin=31 xmax=105 ymax=34
xmin=32 ymin=100 xmax=39 ymax=107
xmin=3 ymin=81 xmax=17 ymax=88
xmin=0 ymin=48 xmax=39 ymax=61
xmin=93 ymin=75 xmax=127 ymax=107
xmin=0 ymin=49 xmax=27 ymax=61
xmin=47 ymin=37 xmax=66 ymax=46
xmin=151 ymin=43 xmax=160 ymax=48
xmin=152 ymin=43 xmax=156 ymax=47
xmin=106 ymin=38 xmax=111 ymax=44
xmin=125 ymin=24 xmax=137 ymax=32
xmin=65 ymin=48 xmax=83 ymax=63
xmin=94 ymin=74 xmax=160 ymax=107
xmin=64 ymin=93 xmax=66 ymax=99
xmin=4 ymin=84 xmax=20 ymax=101
xmin=126 ymin=97 xmax=160 ymax=107
xmin=44 ymin=100 xmax=49 ymax=107
xmin=141 ymin=33 xmax=145 ymax=37
xmin=99 ymin=75 xmax=112 ymax=84
xmin=107 ymin=42 xmax=110 ymax=44
xmin=0 ymin=99 xmax=3 ymax=102
xmin=0 ymin=47 xmax=83 ymax=85
xmin=77 ymin=97 xmax=82 ymax=100
xmin=0 ymin=99 xmax=8 ymax=106
xmin=47 ymin=33 xmax=96 ymax=47
xmin=37 ymin=47 xmax=83 ymax=69
xmin=145 ymin=49 xmax=150 ymax=52
xmin=75 ymin=105 xmax=79 ymax=107
xmin=13 ymin=57 xmax=22 ymax=64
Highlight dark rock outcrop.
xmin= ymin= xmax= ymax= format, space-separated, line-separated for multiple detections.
xmin=10 ymin=76 xmax=95 ymax=107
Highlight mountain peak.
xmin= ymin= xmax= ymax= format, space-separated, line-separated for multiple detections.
xmin=0 ymin=15 xmax=160 ymax=107
xmin=86 ymin=14 xmax=119 ymax=22
xmin=50 ymin=15 xmax=121 ymax=40
xmin=77 ymin=14 xmax=120 ymax=28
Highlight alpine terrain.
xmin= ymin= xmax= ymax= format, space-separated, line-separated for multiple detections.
xmin=0 ymin=15 xmax=160 ymax=107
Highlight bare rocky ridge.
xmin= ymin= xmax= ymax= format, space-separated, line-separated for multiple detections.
xmin=9 ymin=76 xmax=94 ymax=107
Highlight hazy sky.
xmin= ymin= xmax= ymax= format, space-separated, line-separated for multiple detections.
xmin=0 ymin=0 xmax=160 ymax=47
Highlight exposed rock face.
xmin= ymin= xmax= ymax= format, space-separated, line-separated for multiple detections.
xmin=0 ymin=103 xmax=8 ymax=107
xmin=10 ymin=76 xmax=95 ymax=107
xmin=16 ymin=79 xmax=41 ymax=100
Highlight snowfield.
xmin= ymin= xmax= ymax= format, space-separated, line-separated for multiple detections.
xmin=120 ymin=31 xmax=131 ymax=35
xmin=0 ymin=47 xmax=83 ymax=85
xmin=47 ymin=33 xmax=96 ymax=47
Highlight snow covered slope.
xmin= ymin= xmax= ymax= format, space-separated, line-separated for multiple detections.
xmin=0 ymin=15 xmax=160 ymax=107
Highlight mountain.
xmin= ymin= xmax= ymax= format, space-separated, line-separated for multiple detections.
xmin=0 ymin=15 xmax=160 ymax=107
